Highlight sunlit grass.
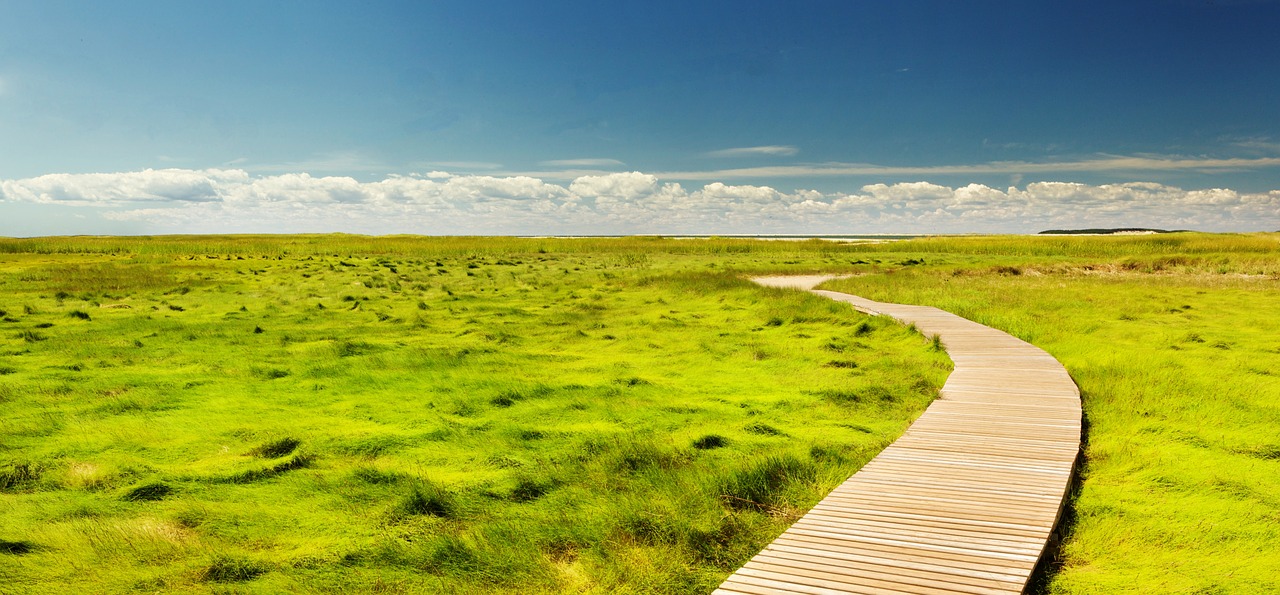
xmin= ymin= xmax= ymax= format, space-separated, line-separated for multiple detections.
xmin=0 ymin=236 xmax=948 ymax=594
xmin=822 ymin=232 xmax=1280 ymax=594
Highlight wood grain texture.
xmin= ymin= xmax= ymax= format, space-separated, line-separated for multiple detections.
xmin=716 ymin=281 xmax=1081 ymax=594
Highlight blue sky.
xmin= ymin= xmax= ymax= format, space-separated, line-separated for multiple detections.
xmin=3 ymin=0 xmax=1279 ymax=235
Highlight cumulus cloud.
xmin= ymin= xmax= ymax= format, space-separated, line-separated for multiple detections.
xmin=569 ymin=172 xmax=659 ymax=198
xmin=2 ymin=168 xmax=1278 ymax=234
xmin=705 ymin=145 xmax=800 ymax=158
xmin=0 ymin=169 xmax=250 ymax=205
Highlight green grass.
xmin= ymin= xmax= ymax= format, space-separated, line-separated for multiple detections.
xmin=821 ymin=232 xmax=1280 ymax=594
xmin=10 ymin=231 xmax=1272 ymax=593
xmin=0 ymin=236 xmax=949 ymax=594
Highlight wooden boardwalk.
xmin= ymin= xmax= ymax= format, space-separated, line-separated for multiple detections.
xmin=716 ymin=278 xmax=1081 ymax=595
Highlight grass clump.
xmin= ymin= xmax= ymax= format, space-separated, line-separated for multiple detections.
xmin=743 ymin=422 xmax=784 ymax=436
xmin=509 ymin=474 xmax=555 ymax=502
xmin=692 ymin=434 xmax=729 ymax=450
xmin=247 ymin=437 xmax=301 ymax=458
xmin=0 ymin=539 xmax=35 ymax=555
xmin=221 ymin=453 xmax=314 ymax=484
xmin=121 ymin=481 xmax=173 ymax=501
xmin=199 ymin=555 xmax=270 ymax=583
xmin=397 ymin=479 xmax=456 ymax=518
xmin=719 ymin=455 xmax=817 ymax=512
xmin=0 ymin=463 xmax=39 ymax=492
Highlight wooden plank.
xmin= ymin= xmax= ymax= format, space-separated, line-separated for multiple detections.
xmin=718 ymin=280 xmax=1081 ymax=594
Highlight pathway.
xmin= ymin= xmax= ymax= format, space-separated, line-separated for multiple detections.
xmin=714 ymin=276 xmax=1081 ymax=595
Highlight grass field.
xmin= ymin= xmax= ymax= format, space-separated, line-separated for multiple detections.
xmin=0 ymin=236 xmax=950 ymax=594
xmin=4 ymin=232 xmax=1277 ymax=594
xmin=824 ymin=232 xmax=1280 ymax=594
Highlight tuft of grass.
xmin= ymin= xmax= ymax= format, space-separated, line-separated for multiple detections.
xmin=252 ymin=367 xmax=290 ymax=380
xmin=248 ymin=437 xmax=301 ymax=458
xmin=199 ymin=555 xmax=270 ymax=583
xmin=221 ymin=453 xmax=314 ymax=484
xmin=509 ymin=475 xmax=554 ymax=502
xmin=0 ymin=539 xmax=35 ymax=555
xmin=743 ymin=422 xmax=784 ymax=436
xmin=0 ymin=463 xmax=39 ymax=492
xmin=719 ymin=455 xmax=817 ymax=512
xmin=397 ymin=479 xmax=456 ymax=518
xmin=692 ymin=434 xmax=729 ymax=450
xmin=334 ymin=435 xmax=405 ymax=458
xmin=122 ymin=481 xmax=173 ymax=501
xmin=68 ymin=310 xmax=91 ymax=320
xmin=350 ymin=466 xmax=404 ymax=484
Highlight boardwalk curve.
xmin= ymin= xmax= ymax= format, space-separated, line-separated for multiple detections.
xmin=716 ymin=276 xmax=1081 ymax=595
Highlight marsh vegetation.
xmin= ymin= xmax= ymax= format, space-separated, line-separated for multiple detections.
xmin=823 ymin=232 xmax=1280 ymax=594
xmin=3 ymin=232 xmax=1277 ymax=594
xmin=0 ymin=236 xmax=948 ymax=594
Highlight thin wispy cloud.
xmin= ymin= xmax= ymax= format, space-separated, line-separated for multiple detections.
xmin=705 ymin=145 xmax=800 ymax=158
xmin=420 ymin=160 xmax=504 ymax=170
xmin=245 ymin=152 xmax=391 ymax=174
xmin=1229 ymin=138 xmax=1280 ymax=155
xmin=655 ymin=155 xmax=1280 ymax=180
xmin=539 ymin=158 xmax=624 ymax=167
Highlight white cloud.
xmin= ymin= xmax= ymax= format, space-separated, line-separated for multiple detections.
xmin=3 ymin=168 xmax=1278 ymax=234
xmin=0 ymin=169 xmax=250 ymax=205
xmin=705 ymin=145 xmax=800 ymax=158
xmin=569 ymin=172 xmax=659 ymax=199
xmin=539 ymin=158 xmax=625 ymax=167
